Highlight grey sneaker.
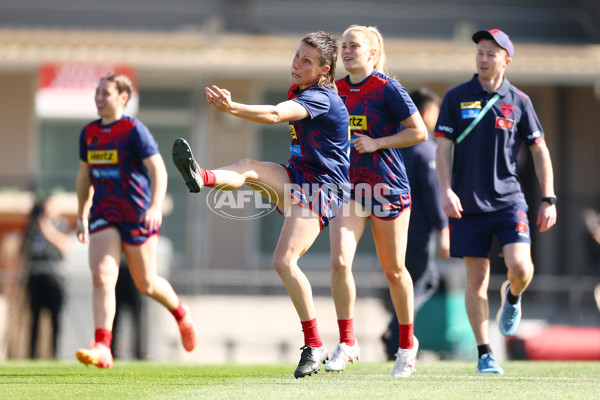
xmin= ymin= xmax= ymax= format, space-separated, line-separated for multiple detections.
xmin=172 ymin=138 xmax=204 ymax=193
xmin=294 ymin=345 xmax=328 ymax=378
xmin=496 ymin=280 xmax=521 ymax=336
xmin=324 ymin=340 xmax=360 ymax=372
xmin=390 ymin=337 xmax=418 ymax=378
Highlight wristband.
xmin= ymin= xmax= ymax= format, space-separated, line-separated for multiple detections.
xmin=541 ymin=196 xmax=557 ymax=205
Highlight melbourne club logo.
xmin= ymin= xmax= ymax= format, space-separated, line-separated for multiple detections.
xmin=501 ymin=104 xmax=514 ymax=118
xmin=515 ymin=210 xmax=529 ymax=235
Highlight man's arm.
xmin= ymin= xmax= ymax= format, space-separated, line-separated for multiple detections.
xmin=529 ymin=141 xmax=557 ymax=232
xmin=436 ymin=137 xmax=463 ymax=219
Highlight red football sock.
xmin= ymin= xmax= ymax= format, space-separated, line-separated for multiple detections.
xmin=170 ymin=300 xmax=186 ymax=324
xmin=301 ymin=318 xmax=323 ymax=348
xmin=398 ymin=322 xmax=415 ymax=350
xmin=337 ymin=318 xmax=355 ymax=345
xmin=200 ymin=168 xmax=217 ymax=187
xmin=95 ymin=328 xmax=113 ymax=348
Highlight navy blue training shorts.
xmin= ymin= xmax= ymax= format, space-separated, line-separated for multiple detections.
xmin=449 ymin=202 xmax=531 ymax=258
xmin=89 ymin=217 xmax=159 ymax=245
xmin=351 ymin=185 xmax=411 ymax=221
xmin=277 ymin=164 xmax=347 ymax=230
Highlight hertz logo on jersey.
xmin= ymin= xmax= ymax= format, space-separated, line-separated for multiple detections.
xmin=460 ymin=101 xmax=482 ymax=119
xmin=460 ymin=101 xmax=481 ymax=109
xmin=88 ymin=150 xmax=118 ymax=164
xmin=289 ymin=124 xmax=298 ymax=140
xmin=349 ymin=115 xmax=367 ymax=131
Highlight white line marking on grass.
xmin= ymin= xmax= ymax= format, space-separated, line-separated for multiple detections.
xmin=418 ymin=375 xmax=600 ymax=381
xmin=340 ymin=374 xmax=600 ymax=381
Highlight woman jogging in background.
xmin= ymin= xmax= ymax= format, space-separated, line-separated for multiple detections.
xmin=326 ymin=25 xmax=427 ymax=377
xmin=75 ymin=73 xmax=198 ymax=369
xmin=172 ymin=31 xmax=350 ymax=379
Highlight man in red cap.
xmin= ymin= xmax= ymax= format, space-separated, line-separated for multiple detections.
xmin=434 ymin=29 xmax=557 ymax=374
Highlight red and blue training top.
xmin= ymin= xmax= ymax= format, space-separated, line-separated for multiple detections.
xmin=335 ymin=70 xmax=418 ymax=197
xmin=79 ymin=115 xmax=159 ymax=223
xmin=287 ymin=84 xmax=350 ymax=189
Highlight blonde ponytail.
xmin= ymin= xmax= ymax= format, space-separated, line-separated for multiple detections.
xmin=342 ymin=25 xmax=387 ymax=75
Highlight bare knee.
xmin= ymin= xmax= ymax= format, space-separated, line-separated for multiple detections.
xmin=469 ymin=269 xmax=488 ymax=287
xmin=503 ymin=243 xmax=534 ymax=285
xmin=381 ymin=264 xmax=405 ymax=284
xmin=331 ymin=256 xmax=352 ymax=275
xmin=233 ymin=158 xmax=259 ymax=179
xmin=465 ymin=271 xmax=490 ymax=298
xmin=91 ymin=261 xmax=118 ymax=290
xmin=134 ymin=280 xmax=155 ymax=297
xmin=273 ymin=255 xmax=295 ymax=277
xmin=510 ymin=264 xmax=530 ymax=280
xmin=506 ymin=259 xmax=534 ymax=285
xmin=233 ymin=158 xmax=253 ymax=169
xmin=92 ymin=273 xmax=117 ymax=291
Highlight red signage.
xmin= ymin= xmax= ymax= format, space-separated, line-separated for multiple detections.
xmin=36 ymin=63 xmax=138 ymax=119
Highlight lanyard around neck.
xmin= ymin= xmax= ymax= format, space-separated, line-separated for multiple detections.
xmin=456 ymin=93 xmax=500 ymax=144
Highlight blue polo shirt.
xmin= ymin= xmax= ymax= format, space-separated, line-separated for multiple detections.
xmin=434 ymin=74 xmax=544 ymax=213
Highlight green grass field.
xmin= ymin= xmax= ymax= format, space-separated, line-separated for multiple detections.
xmin=1 ymin=360 xmax=599 ymax=400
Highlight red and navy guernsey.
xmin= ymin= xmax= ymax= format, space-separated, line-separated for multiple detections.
xmin=287 ymin=84 xmax=351 ymax=191
xmin=79 ymin=115 xmax=159 ymax=223
xmin=336 ymin=70 xmax=418 ymax=197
